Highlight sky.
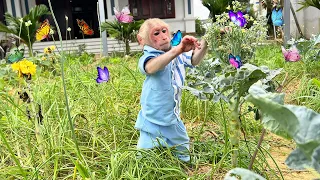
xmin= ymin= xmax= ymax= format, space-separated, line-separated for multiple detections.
xmin=193 ymin=0 xmax=210 ymax=20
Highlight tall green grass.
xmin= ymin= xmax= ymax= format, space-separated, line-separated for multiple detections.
xmin=3 ymin=43 xmax=318 ymax=178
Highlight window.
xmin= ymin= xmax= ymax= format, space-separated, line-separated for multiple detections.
xmin=0 ymin=0 xmax=7 ymax=24
xmin=129 ymin=0 xmax=175 ymax=20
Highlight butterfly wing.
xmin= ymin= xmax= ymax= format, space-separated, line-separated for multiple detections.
xmin=287 ymin=46 xmax=301 ymax=62
xmin=235 ymin=55 xmax=242 ymax=67
xmin=77 ymin=19 xmax=94 ymax=35
xmin=229 ymin=10 xmax=237 ymax=22
xmin=271 ymin=8 xmax=283 ymax=26
xmin=113 ymin=7 xmax=120 ymax=18
xmin=234 ymin=17 xmax=246 ymax=27
xmin=229 ymin=54 xmax=239 ymax=68
xmin=121 ymin=7 xmax=131 ymax=15
xmin=119 ymin=14 xmax=133 ymax=23
xmin=171 ymin=30 xmax=182 ymax=46
xmin=96 ymin=66 xmax=110 ymax=83
xmin=236 ymin=11 xmax=244 ymax=18
xmin=36 ymin=19 xmax=50 ymax=41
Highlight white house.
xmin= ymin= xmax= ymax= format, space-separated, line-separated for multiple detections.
xmin=0 ymin=0 xmax=196 ymax=41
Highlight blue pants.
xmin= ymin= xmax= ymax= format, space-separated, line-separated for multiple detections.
xmin=135 ymin=118 xmax=190 ymax=162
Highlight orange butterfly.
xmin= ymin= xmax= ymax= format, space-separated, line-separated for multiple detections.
xmin=76 ymin=19 xmax=94 ymax=35
xmin=36 ymin=19 xmax=50 ymax=41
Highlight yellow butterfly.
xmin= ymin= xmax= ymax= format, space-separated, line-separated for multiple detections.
xmin=36 ymin=19 xmax=50 ymax=41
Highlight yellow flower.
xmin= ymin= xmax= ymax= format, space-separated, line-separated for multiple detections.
xmin=44 ymin=47 xmax=49 ymax=54
xmin=11 ymin=62 xmax=22 ymax=77
xmin=50 ymin=45 xmax=56 ymax=51
xmin=44 ymin=46 xmax=55 ymax=54
xmin=11 ymin=59 xmax=37 ymax=78
xmin=41 ymin=56 xmax=47 ymax=61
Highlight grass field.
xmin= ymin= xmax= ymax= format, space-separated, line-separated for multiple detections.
xmin=0 ymin=42 xmax=320 ymax=179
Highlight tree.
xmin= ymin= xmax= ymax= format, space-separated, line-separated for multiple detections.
xmin=202 ymin=0 xmax=233 ymax=21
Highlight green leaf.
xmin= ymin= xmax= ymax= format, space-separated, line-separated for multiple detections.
xmin=311 ymin=78 xmax=320 ymax=88
xmin=74 ymin=160 xmax=90 ymax=178
xmin=224 ymin=168 xmax=266 ymax=180
xmin=247 ymin=84 xmax=320 ymax=172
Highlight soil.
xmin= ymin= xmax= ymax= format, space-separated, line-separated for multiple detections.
xmin=265 ymin=133 xmax=319 ymax=180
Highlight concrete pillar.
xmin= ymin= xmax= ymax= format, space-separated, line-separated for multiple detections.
xmin=183 ymin=0 xmax=195 ymax=33
xmin=283 ymin=0 xmax=290 ymax=44
xmin=98 ymin=0 xmax=108 ymax=56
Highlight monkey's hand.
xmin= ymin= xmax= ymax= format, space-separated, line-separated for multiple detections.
xmin=178 ymin=35 xmax=201 ymax=53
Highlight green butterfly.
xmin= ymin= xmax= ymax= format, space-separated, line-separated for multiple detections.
xmin=7 ymin=45 xmax=25 ymax=63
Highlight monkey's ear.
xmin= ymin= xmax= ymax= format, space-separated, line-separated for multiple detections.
xmin=137 ymin=34 xmax=144 ymax=46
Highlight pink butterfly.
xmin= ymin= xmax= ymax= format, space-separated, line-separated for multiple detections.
xmin=114 ymin=7 xmax=133 ymax=23
xmin=229 ymin=54 xmax=242 ymax=68
xmin=281 ymin=46 xmax=301 ymax=62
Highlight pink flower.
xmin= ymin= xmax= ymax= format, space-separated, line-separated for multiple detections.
xmin=114 ymin=7 xmax=133 ymax=23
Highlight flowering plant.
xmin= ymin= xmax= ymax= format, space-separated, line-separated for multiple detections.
xmin=11 ymin=59 xmax=37 ymax=79
xmin=185 ymin=1 xmax=278 ymax=167
xmin=204 ymin=1 xmax=267 ymax=65
xmin=32 ymin=45 xmax=60 ymax=76
xmin=101 ymin=7 xmax=144 ymax=55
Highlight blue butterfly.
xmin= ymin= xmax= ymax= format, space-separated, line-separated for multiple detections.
xmin=229 ymin=54 xmax=242 ymax=69
xmin=171 ymin=30 xmax=182 ymax=46
xmin=271 ymin=8 xmax=284 ymax=26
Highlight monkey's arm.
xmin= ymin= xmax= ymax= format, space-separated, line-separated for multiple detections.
xmin=191 ymin=39 xmax=208 ymax=66
xmin=145 ymin=47 xmax=183 ymax=74
xmin=145 ymin=36 xmax=200 ymax=74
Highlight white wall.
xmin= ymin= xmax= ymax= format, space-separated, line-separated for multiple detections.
xmin=118 ymin=0 xmax=128 ymax=10
xmin=112 ymin=0 xmax=196 ymax=33
xmin=28 ymin=0 xmax=36 ymax=11
xmin=6 ymin=0 xmax=12 ymax=15
xmin=290 ymin=0 xmax=320 ymax=38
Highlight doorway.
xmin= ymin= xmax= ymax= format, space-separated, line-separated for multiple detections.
xmin=71 ymin=0 xmax=99 ymax=39
xmin=36 ymin=0 xmax=100 ymax=40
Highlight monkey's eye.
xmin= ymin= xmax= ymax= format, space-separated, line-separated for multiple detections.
xmin=153 ymin=31 xmax=160 ymax=36
xmin=162 ymin=29 xmax=167 ymax=33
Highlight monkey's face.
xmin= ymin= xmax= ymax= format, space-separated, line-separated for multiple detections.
xmin=149 ymin=25 xmax=171 ymax=52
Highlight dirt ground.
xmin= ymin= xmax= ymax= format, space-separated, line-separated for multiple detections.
xmin=265 ymin=133 xmax=319 ymax=180
xmin=185 ymin=120 xmax=319 ymax=180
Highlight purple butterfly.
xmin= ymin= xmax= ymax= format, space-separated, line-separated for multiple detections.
xmin=281 ymin=46 xmax=301 ymax=62
xmin=229 ymin=54 xmax=242 ymax=68
xmin=229 ymin=10 xmax=247 ymax=27
xmin=96 ymin=66 xmax=110 ymax=83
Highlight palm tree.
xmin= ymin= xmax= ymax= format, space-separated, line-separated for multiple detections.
xmin=297 ymin=0 xmax=320 ymax=11
xmin=202 ymin=0 xmax=233 ymax=21
xmin=100 ymin=20 xmax=144 ymax=55
xmin=0 ymin=5 xmax=50 ymax=56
